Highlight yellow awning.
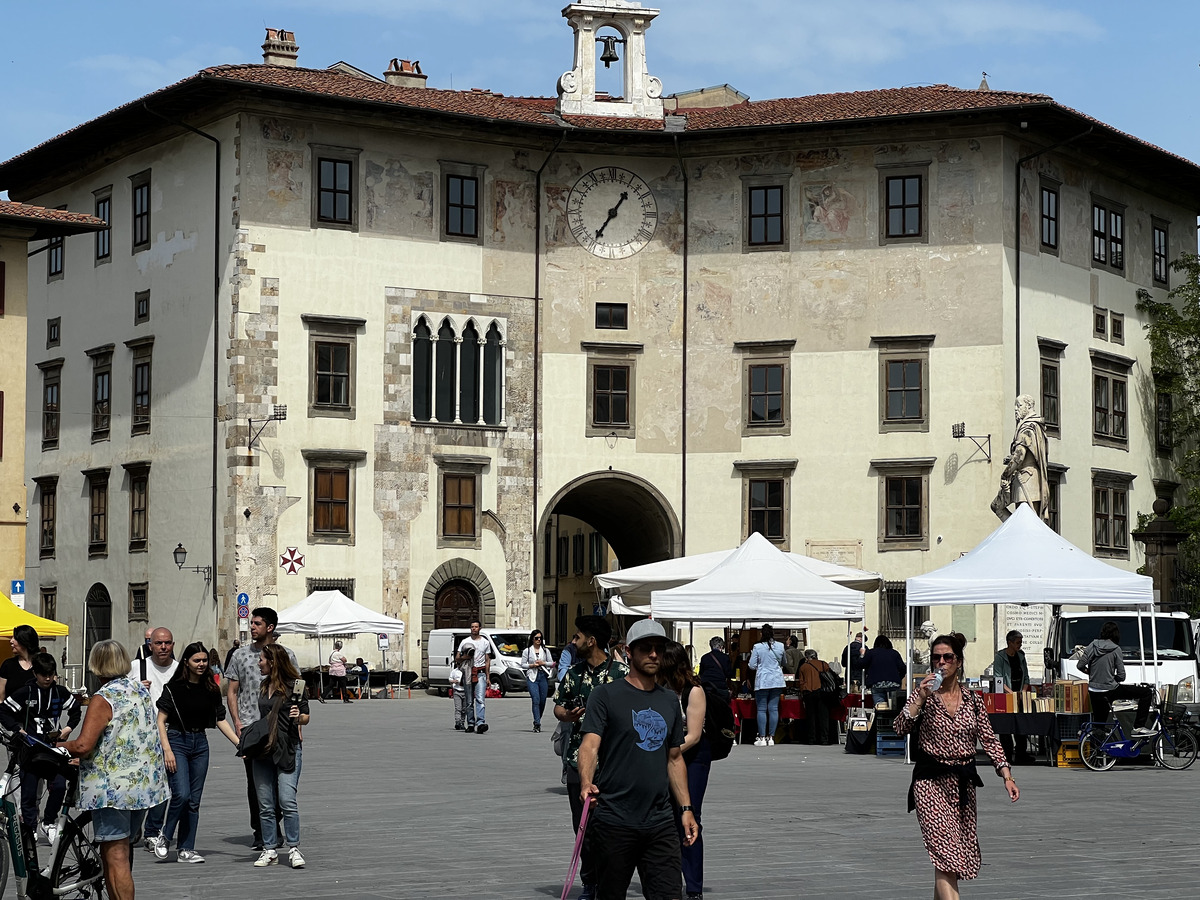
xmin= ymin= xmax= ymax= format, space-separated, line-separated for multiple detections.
xmin=0 ymin=595 xmax=69 ymax=637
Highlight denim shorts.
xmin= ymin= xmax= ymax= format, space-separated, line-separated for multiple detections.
xmin=91 ymin=807 xmax=148 ymax=843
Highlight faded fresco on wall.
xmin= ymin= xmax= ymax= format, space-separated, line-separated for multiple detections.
xmin=802 ymin=184 xmax=857 ymax=240
xmin=491 ymin=179 xmax=534 ymax=245
xmin=363 ymin=158 xmax=434 ymax=234
xmin=265 ymin=149 xmax=304 ymax=205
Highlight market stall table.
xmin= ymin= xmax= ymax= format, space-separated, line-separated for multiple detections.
xmin=730 ymin=695 xmax=858 ymax=742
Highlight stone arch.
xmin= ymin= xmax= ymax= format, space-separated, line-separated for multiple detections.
xmin=420 ymin=558 xmax=496 ymax=674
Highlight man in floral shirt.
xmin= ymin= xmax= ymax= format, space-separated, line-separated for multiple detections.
xmin=552 ymin=616 xmax=628 ymax=900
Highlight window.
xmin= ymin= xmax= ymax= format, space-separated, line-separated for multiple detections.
xmin=735 ymin=459 xmax=795 ymax=547
xmin=595 ymin=303 xmax=628 ymax=329
xmin=38 ymin=361 xmax=62 ymax=450
xmin=131 ymin=171 xmax=151 ymax=251
xmin=1152 ymin=221 xmax=1170 ymax=286
xmin=36 ymin=477 xmax=57 ymax=559
xmin=306 ymin=577 xmax=355 ymax=600
xmin=1040 ymin=182 xmax=1059 ymax=252
xmin=1109 ymin=312 xmax=1124 ymax=345
xmin=126 ymin=338 xmax=153 ymax=435
xmin=135 ymin=290 xmax=150 ymax=324
xmin=305 ymin=314 xmax=363 ymax=419
xmin=125 ymin=463 xmax=149 ymax=552
xmin=317 ymin=158 xmax=353 ymax=224
xmin=874 ymin=335 xmax=932 ymax=432
xmin=1094 ymin=309 xmax=1107 ymax=340
xmin=303 ymin=449 xmax=364 ymax=544
xmin=584 ymin=343 xmax=641 ymax=438
xmin=1046 ymin=465 xmax=1065 ymax=535
xmin=879 ymin=167 xmax=928 ymax=243
xmin=543 ymin=527 xmax=553 ymax=579
xmin=445 ymin=175 xmax=478 ymax=238
xmin=872 ymin=458 xmax=935 ymax=551
xmin=748 ymin=364 xmax=785 ymax=427
xmin=85 ymin=468 xmax=110 ymax=556
xmin=1156 ymin=391 xmax=1173 ymax=454
xmin=880 ymin=580 xmax=927 ymax=640
xmin=88 ymin=347 xmax=113 ymax=440
xmin=593 ymin=365 xmax=629 ymax=427
xmin=589 ymin=532 xmax=604 ymax=575
xmin=572 ymin=532 xmax=585 ymax=576
xmin=748 ymin=186 xmax=784 ymax=246
xmin=47 ymin=221 xmax=64 ymax=279
xmin=47 ymin=318 xmax=60 ymax=349
xmin=129 ymin=583 xmax=148 ymax=623
xmin=40 ymin=588 xmax=56 ymax=623
xmin=1092 ymin=350 xmax=1132 ymax=448
xmin=1093 ymin=471 xmax=1133 ymax=558
xmin=434 ymin=453 xmax=486 ymax=547
xmin=94 ymin=191 xmax=111 ymax=262
xmin=411 ymin=313 xmax=506 ymax=426
xmin=1091 ymin=198 xmax=1124 ymax=273
xmin=557 ymin=535 xmax=570 ymax=577
xmin=1038 ymin=338 xmax=1065 ymax=436
xmin=737 ymin=340 xmax=793 ymax=436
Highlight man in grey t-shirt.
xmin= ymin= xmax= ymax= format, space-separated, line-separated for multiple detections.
xmin=226 ymin=607 xmax=298 ymax=850
xmin=457 ymin=621 xmax=493 ymax=734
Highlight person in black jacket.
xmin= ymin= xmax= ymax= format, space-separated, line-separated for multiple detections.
xmin=698 ymin=636 xmax=732 ymax=701
xmin=0 ymin=652 xmax=80 ymax=843
xmin=861 ymin=635 xmax=907 ymax=707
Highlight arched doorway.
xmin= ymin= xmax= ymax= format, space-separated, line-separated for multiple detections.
xmin=434 ymin=580 xmax=480 ymax=630
xmin=84 ymin=583 xmax=112 ymax=693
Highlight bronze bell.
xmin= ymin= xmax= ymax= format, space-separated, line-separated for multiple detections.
xmin=598 ymin=35 xmax=621 ymax=68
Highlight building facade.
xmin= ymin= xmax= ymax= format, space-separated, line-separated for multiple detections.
xmin=3 ymin=5 xmax=1197 ymax=675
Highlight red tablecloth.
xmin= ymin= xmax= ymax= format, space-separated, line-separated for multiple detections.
xmin=730 ymin=695 xmax=853 ymax=728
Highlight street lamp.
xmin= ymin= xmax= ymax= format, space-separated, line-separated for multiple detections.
xmin=173 ymin=543 xmax=212 ymax=581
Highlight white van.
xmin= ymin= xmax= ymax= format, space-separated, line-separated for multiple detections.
xmin=1043 ymin=610 xmax=1199 ymax=712
xmin=427 ymin=628 xmax=550 ymax=696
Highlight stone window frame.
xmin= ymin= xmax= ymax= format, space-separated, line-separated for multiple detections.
xmin=1109 ymin=311 xmax=1125 ymax=346
xmin=1091 ymin=349 xmax=1133 ymax=450
xmin=46 ymin=317 xmax=61 ymax=350
xmin=303 ymin=314 xmax=364 ymax=420
xmin=872 ymin=335 xmax=933 ymax=433
xmin=34 ymin=475 xmax=57 ymax=559
xmin=1152 ymin=218 xmax=1170 ymax=287
xmin=439 ymin=160 xmax=487 ymax=246
xmin=434 ymin=453 xmax=488 ymax=551
xmin=1092 ymin=468 xmax=1134 ymax=559
xmin=411 ymin=312 xmax=508 ymax=429
xmin=93 ymin=186 xmax=112 ymax=265
xmin=1038 ymin=337 xmax=1066 ymax=437
xmin=46 ymin=206 xmax=66 ymax=281
xmin=878 ymin=163 xmax=930 ymax=245
xmin=83 ymin=466 xmax=111 ymax=558
xmin=134 ymin=290 xmax=150 ymax=325
xmin=734 ymin=458 xmax=797 ymax=550
xmin=37 ymin=359 xmax=63 ymax=451
xmin=1093 ymin=307 xmax=1107 ymax=340
xmin=1039 ymin=177 xmax=1060 ymax=255
xmin=740 ymin=173 xmax=792 ymax=253
xmin=130 ymin=169 xmax=151 ymax=252
xmin=125 ymin=336 xmax=153 ymax=436
xmin=302 ymin=449 xmax=366 ymax=546
xmin=128 ymin=582 xmax=149 ymax=624
xmin=40 ymin=587 xmax=57 ymax=623
xmin=736 ymin=339 xmax=794 ymax=437
xmin=123 ymin=460 xmax=150 ymax=553
xmin=310 ymin=144 xmax=362 ymax=232
xmin=1047 ymin=462 xmax=1068 ymax=535
xmin=582 ymin=341 xmax=642 ymax=440
xmin=87 ymin=344 xmax=114 ymax=442
xmin=1090 ymin=195 xmax=1126 ymax=275
xmin=871 ymin=457 xmax=936 ymax=552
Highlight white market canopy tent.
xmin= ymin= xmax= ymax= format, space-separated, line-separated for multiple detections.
xmin=275 ymin=590 xmax=406 ymax=636
xmin=650 ymin=532 xmax=867 ymax=623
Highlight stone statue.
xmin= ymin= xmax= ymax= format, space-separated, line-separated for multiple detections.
xmin=990 ymin=394 xmax=1051 ymax=523
xmin=911 ymin=619 xmax=939 ymax=674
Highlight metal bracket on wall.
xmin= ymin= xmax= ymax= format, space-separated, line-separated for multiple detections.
xmin=951 ymin=423 xmax=992 ymax=463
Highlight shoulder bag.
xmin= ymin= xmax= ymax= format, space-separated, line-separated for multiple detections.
xmin=237 ymin=694 xmax=284 ymax=760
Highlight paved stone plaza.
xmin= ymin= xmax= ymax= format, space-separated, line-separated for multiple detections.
xmin=131 ymin=693 xmax=1197 ymax=899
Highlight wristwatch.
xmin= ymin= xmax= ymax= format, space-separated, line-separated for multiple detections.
xmin=677 ymin=805 xmax=694 ymax=814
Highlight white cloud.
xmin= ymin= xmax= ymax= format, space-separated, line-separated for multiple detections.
xmin=72 ymin=43 xmax=246 ymax=93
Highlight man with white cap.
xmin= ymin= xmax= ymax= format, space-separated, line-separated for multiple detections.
xmin=578 ymin=618 xmax=698 ymax=900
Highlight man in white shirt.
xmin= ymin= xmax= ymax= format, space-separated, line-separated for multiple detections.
xmin=457 ymin=621 xmax=493 ymax=734
xmin=129 ymin=627 xmax=177 ymax=849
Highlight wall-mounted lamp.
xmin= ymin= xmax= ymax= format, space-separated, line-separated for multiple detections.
xmin=604 ymin=431 xmax=618 ymax=450
xmin=247 ymin=404 xmax=287 ymax=450
xmin=173 ymin=543 xmax=213 ymax=581
xmin=951 ymin=423 xmax=992 ymax=462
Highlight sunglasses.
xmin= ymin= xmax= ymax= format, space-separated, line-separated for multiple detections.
xmin=930 ymin=653 xmax=958 ymax=663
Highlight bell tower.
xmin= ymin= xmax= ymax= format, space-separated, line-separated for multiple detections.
xmin=556 ymin=1 xmax=663 ymax=119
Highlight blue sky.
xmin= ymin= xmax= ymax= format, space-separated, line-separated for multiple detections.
xmin=2 ymin=1 xmax=1198 ymax=177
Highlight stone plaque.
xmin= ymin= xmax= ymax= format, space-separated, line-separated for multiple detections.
xmin=1000 ymin=604 xmax=1050 ymax=654
xmin=804 ymin=540 xmax=863 ymax=568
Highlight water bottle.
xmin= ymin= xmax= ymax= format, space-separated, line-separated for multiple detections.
xmin=930 ymin=668 xmax=945 ymax=691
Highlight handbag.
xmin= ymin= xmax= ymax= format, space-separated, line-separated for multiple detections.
xmin=237 ymin=694 xmax=284 ymax=760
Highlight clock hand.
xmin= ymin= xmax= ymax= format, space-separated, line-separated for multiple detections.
xmin=594 ymin=191 xmax=629 ymax=239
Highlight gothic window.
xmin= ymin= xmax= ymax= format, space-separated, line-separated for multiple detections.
xmin=459 ymin=321 xmax=480 ymax=424
xmin=413 ymin=318 xmax=433 ymax=422
xmin=412 ymin=314 xmax=506 ymax=427
xmin=435 ymin=319 xmax=456 ymax=423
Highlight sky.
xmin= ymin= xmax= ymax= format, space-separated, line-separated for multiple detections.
xmin=2 ymin=0 xmax=1199 ymax=181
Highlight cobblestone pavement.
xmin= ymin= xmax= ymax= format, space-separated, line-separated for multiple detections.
xmin=131 ymin=693 xmax=1197 ymax=899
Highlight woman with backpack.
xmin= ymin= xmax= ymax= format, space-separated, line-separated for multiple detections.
xmin=797 ymin=649 xmax=836 ymax=745
xmin=747 ymin=624 xmax=785 ymax=747
xmin=660 ymin=641 xmax=708 ymax=900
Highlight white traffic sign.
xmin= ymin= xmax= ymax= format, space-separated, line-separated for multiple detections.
xmin=377 ymin=633 xmax=390 ymax=650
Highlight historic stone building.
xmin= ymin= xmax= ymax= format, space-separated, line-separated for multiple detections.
xmin=3 ymin=3 xmax=1198 ymax=673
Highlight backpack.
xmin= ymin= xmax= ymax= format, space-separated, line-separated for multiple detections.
xmin=694 ymin=684 xmax=736 ymax=762
xmin=806 ymin=660 xmax=841 ymax=697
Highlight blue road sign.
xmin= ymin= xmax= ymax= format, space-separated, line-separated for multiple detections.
xmin=237 ymin=592 xmax=250 ymax=606
xmin=11 ymin=580 xmax=24 ymax=596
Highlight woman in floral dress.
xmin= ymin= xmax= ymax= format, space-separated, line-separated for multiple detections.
xmin=64 ymin=639 xmax=169 ymax=900
xmin=893 ymin=633 xmax=1020 ymax=900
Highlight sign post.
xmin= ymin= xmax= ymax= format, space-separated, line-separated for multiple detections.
xmin=237 ymin=592 xmax=250 ymax=633
xmin=378 ymin=633 xmax=389 ymax=674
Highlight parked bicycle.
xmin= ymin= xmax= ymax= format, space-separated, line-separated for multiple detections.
xmin=0 ymin=724 xmax=105 ymax=898
xmin=1078 ymin=694 xmax=1199 ymax=772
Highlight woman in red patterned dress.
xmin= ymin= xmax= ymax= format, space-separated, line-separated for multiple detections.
xmin=893 ymin=633 xmax=1020 ymax=900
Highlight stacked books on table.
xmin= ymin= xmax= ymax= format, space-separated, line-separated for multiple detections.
xmin=978 ymin=689 xmax=1056 ymax=713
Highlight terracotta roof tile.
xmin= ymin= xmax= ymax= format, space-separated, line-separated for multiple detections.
xmin=0 ymin=200 xmax=106 ymax=228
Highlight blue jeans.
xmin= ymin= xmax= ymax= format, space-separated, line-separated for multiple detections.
xmin=19 ymin=768 xmax=67 ymax=828
xmin=676 ymin=757 xmax=710 ymax=894
xmin=473 ymin=675 xmax=487 ymax=725
xmin=162 ymin=730 xmax=210 ymax=851
xmin=755 ymin=687 xmax=783 ymax=738
xmin=252 ymin=744 xmax=302 ymax=849
xmin=144 ymin=799 xmax=167 ymax=838
xmin=528 ymin=671 xmax=549 ymax=725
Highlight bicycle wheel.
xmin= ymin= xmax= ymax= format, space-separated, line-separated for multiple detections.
xmin=0 ymin=827 xmax=10 ymax=900
xmin=1155 ymin=726 xmax=1199 ymax=771
xmin=49 ymin=811 xmax=105 ymax=898
xmin=1079 ymin=727 xmax=1116 ymax=771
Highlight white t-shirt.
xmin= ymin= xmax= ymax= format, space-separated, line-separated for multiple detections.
xmin=128 ymin=657 xmax=179 ymax=705
xmin=458 ymin=636 xmax=491 ymax=668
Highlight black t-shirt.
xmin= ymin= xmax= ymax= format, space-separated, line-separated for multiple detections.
xmin=582 ymin=678 xmax=685 ymax=828
xmin=0 ymin=658 xmax=35 ymax=697
xmin=1007 ymin=651 xmax=1024 ymax=692
xmin=156 ymin=680 xmax=228 ymax=733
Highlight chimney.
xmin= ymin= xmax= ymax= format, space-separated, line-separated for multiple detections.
xmin=262 ymin=28 xmax=299 ymax=67
xmin=384 ymin=58 xmax=427 ymax=89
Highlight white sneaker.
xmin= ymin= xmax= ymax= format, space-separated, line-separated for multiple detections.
xmin=288 ymin=847 xmax=305 ymax=869
xmin=37 ymin=823 xmax=51 ymax=845
xmin=1133 ymin=726 xmax=1158 ymax=736
xmin=43 ymin=824 xmax=58 ymax=846
xmin=149 ymin=835 xmax=168 ymax=860
xmin=767 ymin=737 xmax=775 ymax=746
xmin=754 ymin=736 xmax=766 ymax=747
xmin=253 ymin=849 xmax=278 ymax=867
xmin=177 ymin=850 xmax=205 ymax=863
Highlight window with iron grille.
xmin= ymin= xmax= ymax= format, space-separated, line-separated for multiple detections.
xmin=306 ymin=578 xmax=355 ymax=600
xmin=129 ymin=583 xmax=148 ymax=623
xmin=880 ymin=581 xmax=928 ymax=640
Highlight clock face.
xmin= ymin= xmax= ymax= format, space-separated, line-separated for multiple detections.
xmin=567 ymin=167 xmax=658 ymax=259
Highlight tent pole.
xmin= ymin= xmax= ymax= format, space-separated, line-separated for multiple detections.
xmin=318 ymin=634 xmax=324 ymax=700
xmin=1147 ymin=604 xmax=1161 ymax=697
xmin=905 ymin=600 xmax=913 ymax=765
